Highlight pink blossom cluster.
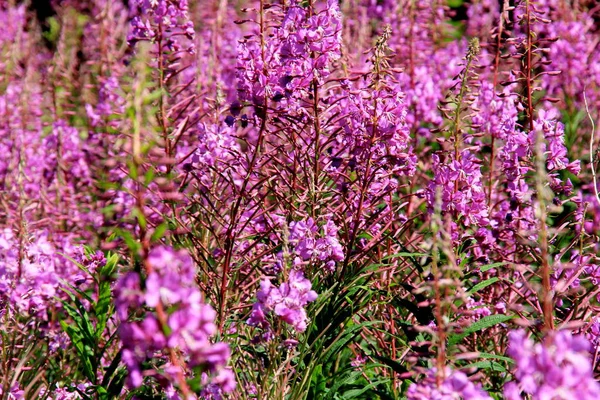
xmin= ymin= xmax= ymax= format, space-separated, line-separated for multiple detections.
xmin=247 ymin=269 xmax=318 ymax=338
xmin=289 ymin=218 xmax=344 ymax=271
xmin=3 ymin=0 xmax=600 ymax=398
xmin=505 ymin=330 xmax=600 ymax=399
xmin=407 ymin=367 xmax=492 ymax=400
xmin=129 ymin=0 xmax=195 ymax=53
xmin=115 ymin=246 xmax=235 ymax=394
xmin=236 ymin=0 xmax=342 ymax=112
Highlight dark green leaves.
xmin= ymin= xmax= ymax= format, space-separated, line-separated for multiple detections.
xmin=448 ymin=315 xmax=515 ymax=346
xmin=59 ymin=252 xmax=125 ymax=399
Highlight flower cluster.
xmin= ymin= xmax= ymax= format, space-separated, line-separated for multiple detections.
xmin=236 ymin=0 xmax=342 ymax=111
xmin=529 ymin=3 xmax=600 ymax=109
xmin=114 ymin=246 xmax=235 ymax=394
xmin=278 ymin=0 xmax=342 ymax=90
xmin=504 ymin=330 xmax=600 ymax=399
xmin=85 ymin=76 xmax=125 ymax=128
xmin=288 ymin=218 xmax=344 ymax=271
xmin=185 ymin=122 xmax=242 ymax=186
xmin=489 ymin=108 xmax=580 ymax=252
xmin=471 ymin=82 xmax=519 ymax=142
xmin=0 ymin=228 xmax=78 ymax=318
xmin=0 ymin=81 xmax=99 ymax=233
xmin=4 ymin=0 xmax=600 ymax=398
xmin=466 ymin=0 xmax=500 ymax=39
xmin=43 ymin=121 xmax=93 ymax=189
xmin=498 ymin=129 xmax=532 ymax=204
xmin=407 ymin=367 xmax=492 ymax=400
xmin=128 ymin=0 xmax=195 ymax=53
xmin=0 ymin=3 xmax=26 ymax=46
xmin=376 ymin=0 xmax=465 ymax=132
xmin=341 ymin=80 xmax=416 ymax=176
xmin=533 ymin=110 xmax=580 ymax=195
xmin=426 ymin=152 xmax=489 ymax=228
xmin=247 ymin=269 xmax=318 ymax=337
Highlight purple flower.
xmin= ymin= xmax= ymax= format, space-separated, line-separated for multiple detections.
xmin=115 ymin=246 xmax=234 ymax=393
xmin=85 ymin=76 xmax=125 ymax=127
xmin=247 ymin=270 xmax=318 ymax=337
xmin=236 ymin=0 xmax=342 ymax=112
xmin=114 ymin=272 xmax=143 ymax=320
xmin=0 ymin=381 xmax=24 ymax=400
xmin=426 ymin=151 xmax=489 ymax=228
xmin=128 ymin=0 xmax=195 ymax=53
xmin=408 ymin=367 xmax=492 ymax=400
xmin=531 ymin=110 xmax=581 ymax=196
xmin=504 ymin=329 xmax=600 ymax=399
xmin=0 ymin=229 xmax=83 ymax=319
xmin=289 ymin=218 xmax=344 ymax=269
xmin=471 ymin=82 xmax=518 ymax=142
xmin=199 ymin=368 xmax=237 ymax=400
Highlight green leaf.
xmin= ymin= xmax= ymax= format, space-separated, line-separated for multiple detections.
xmin=131 ymin=207 xmax=147 ymax=231
xmin=309 ymin=365 xmax=327 ymax=397
xmin=144 ymin=87 xmax=167 ymax=104
xmin=461 ymin=360 xmax=507 ymax=372
xmin=342 ymin=379 xmax=391 ymax=399
xmin=101 ymin=253 xmax=119 ymax=277
xmin=479 ymin=262 xmax=506 ymax=272
xmin=447 ymin=0 xmax=464 ymax=8
xmin=467 ymin=277 xmax=499 ymax=295
xmin=42 ymin=17 xmax=60 ymax=44
xmin=106 ymin=368 xmax=127 ymax=398
xmin=61 ymin=284 xmax=95 ymax=305
xmin=370 ymin=355 xmax=408 ymax=375
xmin=117 ymin=229 xmax=141 ymax=253
xmin=144 ymin=169 xmax=155 ymax=186
xmin=61 ymin=320 xmax=83 ymax=354
xmin=382 ymin=252 xmax=428 ymax=260
xmin=95 ymin=280 xmax=112 ymax=341
xmin=150 ymin=222 xmax=169 ymax=242
xmin=61 ymin=320 xmax=96 ymax=381
xmin=58 ymin=252 xmax=90 ymax=276
xmin=321 ymin=320 xmax=382 ymax=366
xmin=76 ymin=300 xmax=96 ymax=343
xmin=323 ymin=370 xmax=372 ymax=400
xmin=101 ymin=350 xmax=123 ymax=386
xmin=476 ymin=352 xmax=514 ymax=364
xmin=60 ymin=290 xmax=101 ymax=381
xmin=448 ymin=315 xmax=515 ymax=345
xmin=126 ymin=159 xmax=138 ymax=179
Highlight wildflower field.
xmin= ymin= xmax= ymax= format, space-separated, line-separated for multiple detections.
xmin=3 ymin=0 xmax=600 ymax=398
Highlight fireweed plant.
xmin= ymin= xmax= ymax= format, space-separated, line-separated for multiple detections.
xmin=2 ymin=0 xmax=600 ymax=398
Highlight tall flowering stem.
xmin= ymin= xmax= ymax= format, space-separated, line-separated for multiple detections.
xmin=534 ymin=129 xmax=554 ymax=332
xmin=218 ymin=0 xmax=271 ymax=333
xmin=130 ymin=53 xmax=193 ymax=397
xmin=430 ymin=214 xmax=448 ymax=385
xmin=341 ymin=25 xmax=394 ymax=279
xmin=486 ymin=0 xmax=510 ymax=206
xmin=451 ymin=38 xmax=480 ymax=161
xmin=523 ymin=0 xmax=554 ymax=331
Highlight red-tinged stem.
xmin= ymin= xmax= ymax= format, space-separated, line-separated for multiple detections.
xmin=524 ymin=0 xmax=553 ymax=331
xmin=487 ymin=0 xmax=508 ymax=206
xmin=218 ymin=1 xmax=269 ymax=333
xmin=131 ymin=55 xmax=193 ymax=395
